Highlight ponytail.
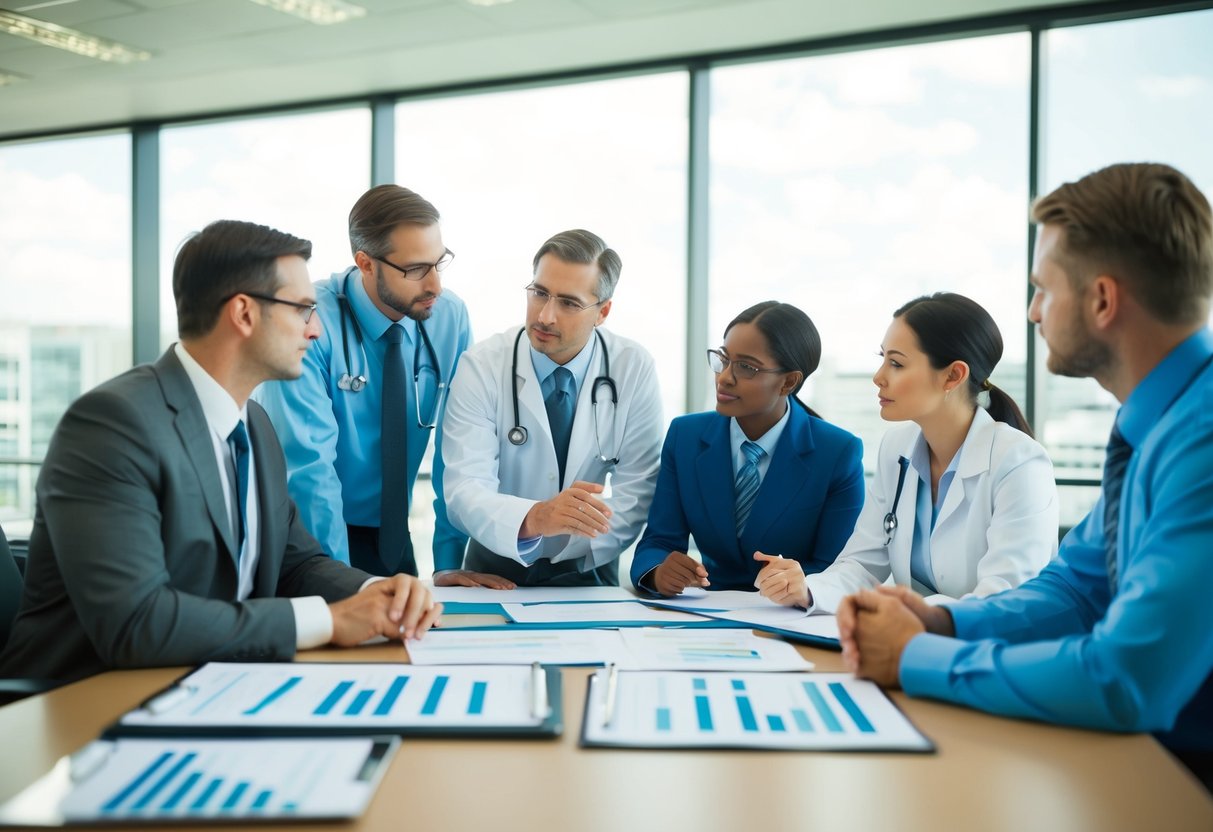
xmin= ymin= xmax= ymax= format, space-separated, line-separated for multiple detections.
xmin=983 ymin=380 xmax=1034 ymax=437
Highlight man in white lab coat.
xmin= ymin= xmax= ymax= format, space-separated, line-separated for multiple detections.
xmin=439 ymin=229 xmax=663 ymax=587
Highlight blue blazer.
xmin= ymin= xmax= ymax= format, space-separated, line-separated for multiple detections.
xmin=631 ymin=405 xmax=865 ymax=592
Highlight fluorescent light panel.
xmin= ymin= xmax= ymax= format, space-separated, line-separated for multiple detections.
xmin=249 ymin=0 xmax=367 ymax=25
xmin=467 ymin=0 xmax=517 ymax=6
xmin=0 ymin=10 xmax=151 ymax=63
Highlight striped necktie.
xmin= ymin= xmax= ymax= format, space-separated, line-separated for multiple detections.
xmin=1102 ymin=424 xmax=1132 ymax=592
xmin=735 ymin=440 xmax=765 ymax=535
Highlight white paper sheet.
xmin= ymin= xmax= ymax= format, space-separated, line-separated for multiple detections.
xmin=639 ymin=588 xmax=786 ymax=611
xmin=118 ymin=662 xmax=545 ymax=728
xmin=430 ymin=585 xmax=635 ymax=604
xmin=0 ymin=737 xmax=394 ymax=824
xmin=502 ymin=601 xmax=712 ymax=625
xmin=616 ymin=628 xmax=812 ymax=671
xmin=706 ymin=607 xmax=840 ymax=642
xmin=583 ymin=670 xmax=930 ymax=751
xmin=406 ymin=629 xmax=627 ymax=666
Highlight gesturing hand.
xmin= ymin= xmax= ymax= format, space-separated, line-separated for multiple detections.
xmin=753 ymin=552 xmax=808 ymax=607
xmin=520 ymin=481 xmax=613 ymax=539
xmin=652 ymin=551 xmax=710 ymax=597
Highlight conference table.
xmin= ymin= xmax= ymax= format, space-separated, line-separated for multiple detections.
xmin=2 ymin=628 xmax=1211 ymax=832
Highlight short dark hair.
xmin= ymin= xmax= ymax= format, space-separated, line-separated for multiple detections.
xmin=1032 ymin=162 xmax=1213 ymax=324
xmin=895 ymin=292 xmax=1033 ymax=436
xmin=348 ymin=184 xmax=440 ymax=259
xmin=532 ymin=229 xmax=622 ymax=302
xmin=725 ymin=300 xmax=823 ymax=418
xmin=174 ymin=219 xmax=312 ymax=339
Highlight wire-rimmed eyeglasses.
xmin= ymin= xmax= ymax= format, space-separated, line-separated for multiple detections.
xmin=706 ymin=348 xmax=786 ymax=380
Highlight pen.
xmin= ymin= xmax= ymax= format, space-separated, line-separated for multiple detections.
xmin=601 ymin=662 xmax=619 ymax=729
xmin=602 ymin=472 xmax=613 ymax=500
xmin=531 ymin=662 xmax=550 ymax=721
xmin=144 ymin=684 xmax=196 ymax=715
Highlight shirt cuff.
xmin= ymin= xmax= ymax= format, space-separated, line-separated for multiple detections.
xmin=291 ymin=596 xmax=334 ymax=650
xmin=517 ymin=535 xmax=542 ymax=565
xmin=899 ymin=632 xmax=965 ymax=700
xmin=360 ymin=576 xmax=386 ymax=591
xmin=636 ymin=567 xmax=660 ymax=596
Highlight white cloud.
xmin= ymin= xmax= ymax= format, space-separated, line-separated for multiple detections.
xmin=1136 ymin=74 xmax=1207 ymax=99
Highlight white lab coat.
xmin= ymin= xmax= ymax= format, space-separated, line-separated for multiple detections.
xmin=805 ymin=408 xmax=1058 ymax=612
xmin=442 ymin=326 xmax=663 ymax=572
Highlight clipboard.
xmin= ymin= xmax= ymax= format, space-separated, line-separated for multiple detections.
xmin=104 ymin=662 xmax=563 ymax=740
xmin=0 ymin=735 xmax=398 ymax=826
xmin=579 ymin=669 xmax=934 ymax=752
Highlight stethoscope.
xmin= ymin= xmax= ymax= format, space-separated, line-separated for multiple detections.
xmin=883 ymin=456 xmax=911 ymax=546
xmin=334 ymin=272 xmax=447 ymax=430
xmin=507 ymin=327 xmax=621 ymax=467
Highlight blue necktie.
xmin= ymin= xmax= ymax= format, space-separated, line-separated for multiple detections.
xmin=735 ymin=440 xmax=765 ymax=535
xmin=1102 ymin=424 xmax=1132 ymax=592
xmin=545 ymin=367 xmax=576 ymax=485
xmin=227 ymin=421 xmax=250 ymax=558
xmin=380 ymin=324 xmax=417 ymax=576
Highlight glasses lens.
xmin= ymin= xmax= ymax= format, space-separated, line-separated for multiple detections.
xmin=436 ymin=251 xmax=454 ymax=271
xmin=733 ymin=362 xmax=757 ymax=380
xmin=707 ymin=350 xmax=725 ymax=373
xmin=302 ymin=305 xmax=315 ymax=324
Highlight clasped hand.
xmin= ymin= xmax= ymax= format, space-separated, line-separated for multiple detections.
xmin=836 ymin=585 xmax=954 ymax=687
xmin=328 ymin=574 xmax=442 ymax=646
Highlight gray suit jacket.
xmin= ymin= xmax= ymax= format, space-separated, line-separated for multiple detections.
xmin=0 ymin=349 xmax=370 ymax=682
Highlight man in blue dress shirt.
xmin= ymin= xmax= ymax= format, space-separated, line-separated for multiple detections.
xmin=256 ymin=185 xmax=492 ymax=583
xmin=837 ymin=162 xmax=1213 ymax=787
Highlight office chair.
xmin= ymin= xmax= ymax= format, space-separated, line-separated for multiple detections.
xmin=0 ymin=523 xmax=59 ymax=705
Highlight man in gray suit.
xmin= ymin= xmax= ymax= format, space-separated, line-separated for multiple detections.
xmin=0 ymin=220 xmax=441 ymax=684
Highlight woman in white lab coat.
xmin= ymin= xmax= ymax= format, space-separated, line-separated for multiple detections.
xmin=756 ymin=292 xmax=1058 ymax=611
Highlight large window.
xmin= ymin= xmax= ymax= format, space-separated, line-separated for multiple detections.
xmin=1041 ymin=8 xmax=1213 ymax=526
xmin=0 ymin=134 xmax=132 ymax=526
xmin=396 ymin=74 xmax=689 ymax=577
xmin=710 ymin=35 xmax=1030 ymax=471
xmin=160 ymin=108 xmax=372 ymax=347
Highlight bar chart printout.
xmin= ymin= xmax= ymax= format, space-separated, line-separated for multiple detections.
xmin=117 ymin=663 xmax=543 ymax=729
xmin=0 ymin=738 xmax=394 ymax=824
xmin=582 ymin=672 xmax=932 ymax=751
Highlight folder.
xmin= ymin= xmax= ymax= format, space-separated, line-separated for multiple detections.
xmin=105 ymin=662 xmax=563 ymax=739
xmin=0 ymin=736 xmax=397 ymax=826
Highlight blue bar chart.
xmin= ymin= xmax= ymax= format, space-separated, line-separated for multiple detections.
xmin=118 ymin=663 xmax=544 ymax=730
xmin=51 ymin=738 xmax=392 ymax=822
xmin=584 ymin=671 xmax=931 ymax=751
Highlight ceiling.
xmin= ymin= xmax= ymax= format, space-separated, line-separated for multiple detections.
xmin=0 ymin=0 xmax=1091 ymax=140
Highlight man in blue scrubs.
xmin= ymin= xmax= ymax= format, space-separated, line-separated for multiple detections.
xmin=257 ymin=185 xmax=496 ymax=583
xmin=838 ymin=163 xmax=1213 ymax=786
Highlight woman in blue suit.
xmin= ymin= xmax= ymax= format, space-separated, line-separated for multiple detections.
xmin=631 ymin=301 xmax=865 ymax=596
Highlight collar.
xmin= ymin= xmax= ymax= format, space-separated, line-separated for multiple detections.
xmin=530 ymin=330 xmax=597 ymax=389
xmin=340 ymin=266 xmax=419 ymax=345
xmin=729 ymin=400 xmax=792 ymax=458
xmin=1117 ymin=328 xmax=1213 ymax=448
xmin=173 ymin=342 xmax=247 ymax=439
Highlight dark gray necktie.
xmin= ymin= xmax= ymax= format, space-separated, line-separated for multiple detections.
xmin=545 ymin=367 xmax=575 ymax=485
xmin=1102 ymin=424 xmax=1132 ymax=592
xmin=379 ymin=324 xmax=416 ymax=576
xmin=227 ymin=421 xmax=249 ymax=559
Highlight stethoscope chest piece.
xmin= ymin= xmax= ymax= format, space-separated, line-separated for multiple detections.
xmin=508 ymin=425 xmax=528 ymax=446
xmin=337 ymin=373 xmax=367 ymax=393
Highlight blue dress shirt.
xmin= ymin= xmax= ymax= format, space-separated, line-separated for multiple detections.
xmin=900 ymin=328 xmax=1213 ymax=753
xmin=728 ymin=404 xmax=790 ymax=483
xmin=908 ymin=434 xmax=961 ymax=595
xmin=254 ymin=267 xmax=472 ymax=570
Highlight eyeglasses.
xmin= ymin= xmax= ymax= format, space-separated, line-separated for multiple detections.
xmin=375 ymin=249 xmax=455 ymax=282
xmin=525 ymin=283 xmax=603 ymax=315
xmin=226 ymin=291 xmax=318 ymax=324
xmin=706 ymin=348 xmax=786 ymax=380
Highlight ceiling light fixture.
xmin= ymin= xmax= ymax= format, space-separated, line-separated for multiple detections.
xmin=0 ymin=9 xmax=151 ymax=63
xmin=467 ymin=0 xmax=517 ymax=6
xmin=249 ymin=0 xmax=367 ymax=25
